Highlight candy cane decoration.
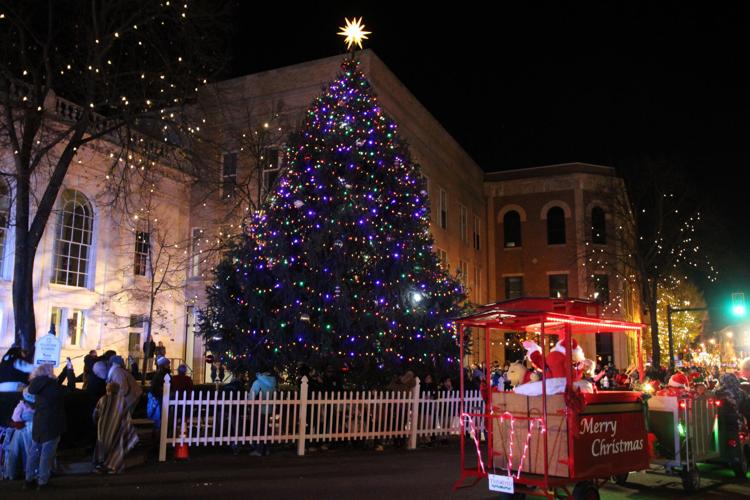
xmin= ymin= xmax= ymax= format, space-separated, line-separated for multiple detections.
xmin=462 ymin=410 xmax=546 ymax=479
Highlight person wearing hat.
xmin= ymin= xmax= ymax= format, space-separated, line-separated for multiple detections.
xmin=147 ymin=357 xmax=171 ymax=430
xmin=25 ymin=364 xmax=65 ymax=490
xmin=170 ymin=364 xmax=194 ymax=395
xmin=2 ymin=387 xmax=35 ymax=480
xmin=106 ymin=356 xmax=143 ymax=414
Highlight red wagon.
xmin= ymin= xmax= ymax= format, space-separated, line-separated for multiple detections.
xmin=454 ymin=298 xmax=649 ymax=499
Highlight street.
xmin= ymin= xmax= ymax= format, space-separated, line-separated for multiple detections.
xmin=3 ymin=443 xmax=750 ymax=499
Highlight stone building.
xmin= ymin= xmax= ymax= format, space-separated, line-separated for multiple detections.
xmin=1 ymin=51 xmax=639 ymax=380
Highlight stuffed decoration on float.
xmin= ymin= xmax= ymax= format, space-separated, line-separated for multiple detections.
xmin=513 ymin=337 xmax=594 ymax=395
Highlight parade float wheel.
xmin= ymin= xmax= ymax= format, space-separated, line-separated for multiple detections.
xmin=572 ymin=481 xmax=600 ymax=500
xmin=611 ymin=472 xmax=629 ymax=485
xmin=680 ymin=467 xmax=700 ymax=492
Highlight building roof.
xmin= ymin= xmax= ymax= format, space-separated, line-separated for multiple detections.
xmin=484 ymin=162 xmax=616 ymax=182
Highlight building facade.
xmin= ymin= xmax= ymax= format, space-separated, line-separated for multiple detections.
xmin=1 ymin=52 xmax=638 ymax=380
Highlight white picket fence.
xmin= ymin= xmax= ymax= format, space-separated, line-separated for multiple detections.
xmin=158 ymin=375 xmax=484 ymax=461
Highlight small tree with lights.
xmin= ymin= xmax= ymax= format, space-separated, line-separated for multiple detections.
xmin=200 ymin=20 xmax=467 ymax=386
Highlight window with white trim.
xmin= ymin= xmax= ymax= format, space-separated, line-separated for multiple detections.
xmin=261 ymin=147 xmax=281 ymax=197
xmin=459 ymin=260 xmax=468 ymax=287
xmin=51 ymin=190 xmax=94 ymax=288
xmin=474 ymin=265 xmax=482 ymax=303
xmin=435 ymin=247 xmax=448 ymax=269
xmin=439 ymin=188 xmax=447 ymax=230
xmin=134 ymin=230 xmax=150 ymax=276
xmin=67 ymin=309 xmax=85 ymax=347
xmin=189 ymin=227 xmax=204 ymax=278
xmin=459 ymin=204 xmax=468 ymax=244
xmin=221 ymin=152 xmax=238 ymax=198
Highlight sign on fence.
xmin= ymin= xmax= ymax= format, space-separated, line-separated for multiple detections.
xmin=488 ymin=474 xmax=514 ymax=493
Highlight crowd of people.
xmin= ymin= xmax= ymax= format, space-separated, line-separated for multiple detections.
xmin=0 ymin=345 xmax=191 ymax=490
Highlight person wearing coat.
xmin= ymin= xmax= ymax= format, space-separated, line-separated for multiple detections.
xmin=106 ymin=356 xmax=143 ymax=414
xmin=25 ymin=364 xmax=65 ymax=490
xmin=92 ymin=382 xmax=139 ymax=474
xmin=2 ymin=388 xmax=35 ymax=480
xmin=249 ymin=368 xmax=277 ymax=456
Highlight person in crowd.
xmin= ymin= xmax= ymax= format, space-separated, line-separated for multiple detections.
xmin=2 ymin=388 xmax=35 ymax=480
xmin=86 ymin=359 xmax=109 ymax=403
xmin=421 ymin=373 xmax=437 ymax=394
xmin=82 ymin=350 xmax=98 ymax=390
xmin=249 ymin=366 xmax=277 ymax=456
xmin=170 ymin=364 xmax=194 ymax=395
xmin=155 ymin=341 xmax=166 ymax=359
xmin=25 ymin=364 xmax=65 ymax=490
xmin=107 ymin=356 xmax=142 ymax=414
xmin=0 ymin=347 xmax=33 ymax=393
xmin=92 ymin=382 xmax=139 ymax=474
xmin=320 ymin=364 xmax=341 ymax=392
xmin=128 ymin=355 xmax=141 ymax=379
xmin=147 ymin=357 xmax=171 ymax=429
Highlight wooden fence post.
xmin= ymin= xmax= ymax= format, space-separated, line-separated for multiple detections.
xmin=158 ymin=374 xmax=171 ymax=462
xmin=408 ymin=377 xmax=420 ymax=450
xmin=297 ymin=376 xmax=308 ymax=456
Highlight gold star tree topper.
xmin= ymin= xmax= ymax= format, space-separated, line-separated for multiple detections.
xmin=338 ymin=17 xmax=371 ymax=51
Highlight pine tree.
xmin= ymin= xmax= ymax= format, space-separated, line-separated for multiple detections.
xmin=200 ymin=56 xmax=466 ymax=386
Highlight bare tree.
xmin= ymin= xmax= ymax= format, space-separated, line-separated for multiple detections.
xmin=581 ymin=158 xmax=716 ymax=368
xmin=0 ymin=0 xmax=229 ymax=350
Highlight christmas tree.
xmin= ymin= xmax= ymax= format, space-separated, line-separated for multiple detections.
xmin=200 ymin=54 xmax=466 ymax=386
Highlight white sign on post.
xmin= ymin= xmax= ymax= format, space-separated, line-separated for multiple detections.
xmin=488 ymin=474 xmax=515 ymax=494
xmin=33 ymin=333 xmax=62 ymax=367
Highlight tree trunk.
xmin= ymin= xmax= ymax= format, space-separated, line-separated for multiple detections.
xmin=13 ymin=254 xmax=38 ymax=352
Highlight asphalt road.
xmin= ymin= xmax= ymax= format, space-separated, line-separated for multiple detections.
xmin=4 ymin=443 xmax=750 ymax=499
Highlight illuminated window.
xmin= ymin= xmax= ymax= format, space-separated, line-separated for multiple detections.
xmin=51 ymin=190 xmax=93 ymax=288
xmin=134 ymin=231 xmax=150 ymax=276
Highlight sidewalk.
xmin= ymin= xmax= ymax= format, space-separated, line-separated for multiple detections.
xmin=4 ymin=443 xmax=750 ymax=499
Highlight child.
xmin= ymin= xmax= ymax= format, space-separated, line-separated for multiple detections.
xmin=2 ymin=388 xmax=35 ymax=480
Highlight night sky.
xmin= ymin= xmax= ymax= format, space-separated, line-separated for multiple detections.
xmin=228 ymin=2 xmax=748 ymax=315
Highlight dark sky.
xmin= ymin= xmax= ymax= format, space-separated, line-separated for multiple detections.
xmin=228 ymin=2 xmax=748 ymax=314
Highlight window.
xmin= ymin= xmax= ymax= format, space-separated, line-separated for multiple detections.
xmin=595 ymin=332 xmax=614 ymax=364
xmin=474 ymin=265 xmax=482 ymax=303
xmin=129 ymin=314 xmax=146 ymax=356
xmin=439 ymin=188 xmax=447 ymax=230
xmin=459 ymin=204 xmax=468 ymax=244
xmin=134 ymin=231 xmax=150 ymax=276
xmin=505 ymin=276 xmax=523 ymax=300
xmin=591 ymin=206 xmax=607 ymax=244
xmin=67 ymin=309 xmax=84 ymax=346
xmin=503 ymin=211 xmax=522 ymax=248
xmin=593 ymin=274 xmax=610 ymax=304
xmin=50 ymin=307 xmax=63 ymax=335
xmin=547 ymin=207 xmax=566 ymax=245
xmin=435 ymin=248 xmax=448 ymax=269
xmin=549 ymin=274 xmax=568 ymax=298
xmin=0 ymin=180 xmax=9 ymax=273
xmin=52 ymin=190 xmax=93 ymax=288
xmin=221 ymin=152 xmax=238 ymax=197
xmin=459 ymin=260 xmax=468 ymax=287
xmin=473 ymin=215 xmax=481 ymax=251
xmin=189 ymin=227 xmax=203 ymax=278
xmin=262 ymin=147 xmax=281 ymax=196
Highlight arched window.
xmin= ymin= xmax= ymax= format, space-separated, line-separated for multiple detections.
xmin=547 ymin=207 xmax=566 ymax=245
xmin=591 ymin=206 xmax=606 ymax=244
xmin=0 ymin=179 xmax=10 ymax=273
xmin=503 ymin=211 xmax=522 ymax=248
xmin=52 ymin=190 xmax=93 ymax=288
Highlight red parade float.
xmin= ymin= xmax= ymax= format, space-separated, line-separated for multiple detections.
xmin=453 ymin=297 xmax=649 ymax=499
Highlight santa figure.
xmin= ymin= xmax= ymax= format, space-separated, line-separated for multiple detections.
xmin=656 ymin=372 xmax=690 ymax=396
xmin=546 ymin=337 xmax=586 ymax=378
xmin=522 ymin=340 xmax=545 ymax=374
